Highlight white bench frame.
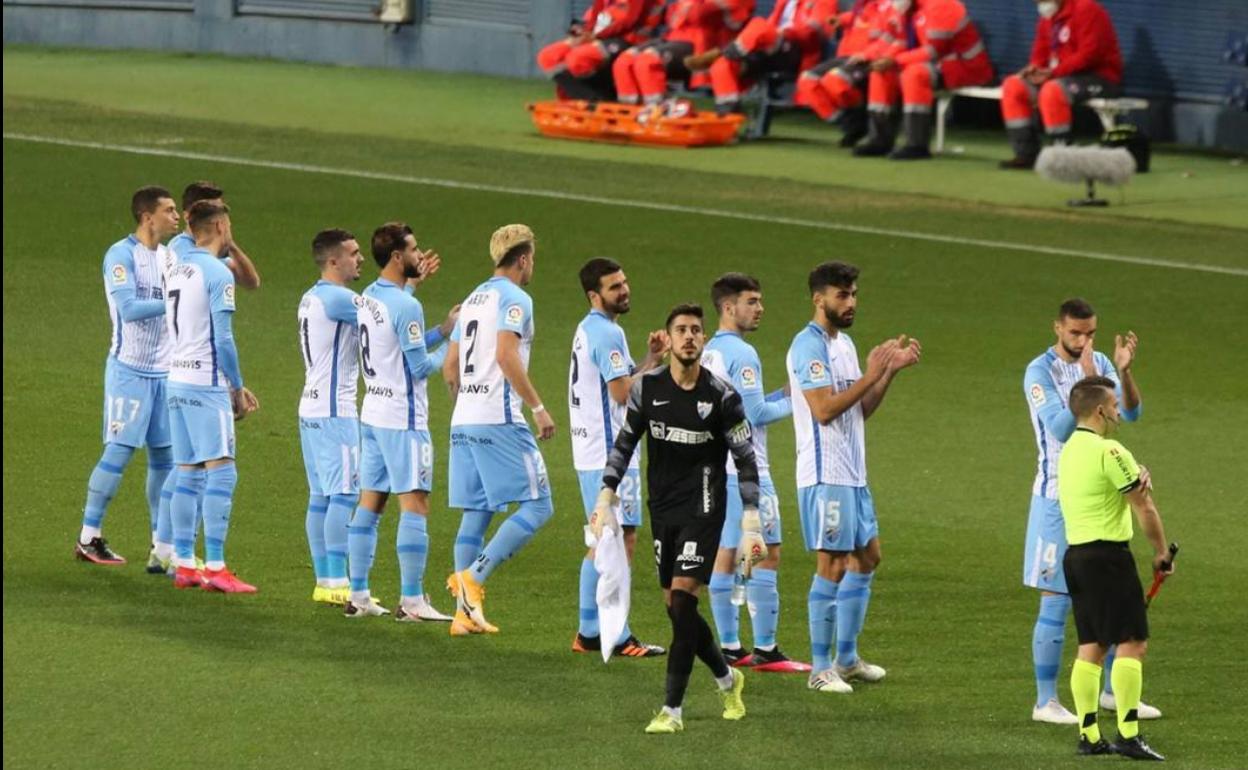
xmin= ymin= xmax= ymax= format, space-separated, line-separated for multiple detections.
xmin=934 ymin=87 xmax=1150 ymax=153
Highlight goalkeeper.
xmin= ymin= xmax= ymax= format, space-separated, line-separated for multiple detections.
xmin=593 ymin=303 xmax=764 ymax=735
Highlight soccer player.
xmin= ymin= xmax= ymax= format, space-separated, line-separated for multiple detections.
xmin=702 ymin=273 xmax=805 ymax=671
xmin=1023 ymin=298 xmax=1155 ymax=724
xmin=443 ymin=225 xmax=556 ymax=636
xmin=297 ymin=229 xmax=364 ymax=606
xmin=569 ymin=257 xmax=667 ymax=658
xmin=591 ymin=303 xmax=757 ymax=734
xmin=164 ymin=201 xmax=259 ymax=593
xmin=1058 ymin=376 xmax=1170 ymax=760
xmin=786 ymin=261 xmax=920 ymax=694
xmin=346 ymin=222 xmax=457 ymax=621
xmin=75 ymin=186 xmax=180 ymax=565
xmin=153 ymin=180 xmax=262 ymax=571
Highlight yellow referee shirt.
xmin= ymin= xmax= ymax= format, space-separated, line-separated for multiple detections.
xmin=1058 ymin=428 xmax=1142 ymax=545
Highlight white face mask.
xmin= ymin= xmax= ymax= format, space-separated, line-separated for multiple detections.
xmin=892 ymin=0 xmax=912 ymax=13
xmin=1037 ymin=1 xmax=1058 ymax=18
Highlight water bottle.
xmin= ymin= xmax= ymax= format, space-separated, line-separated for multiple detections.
xmin=731 ymin=569 xmax=747 ymax=606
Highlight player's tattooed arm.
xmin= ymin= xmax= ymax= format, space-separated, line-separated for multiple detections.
xmin=602 ymin=377 xmax=646 ymax=492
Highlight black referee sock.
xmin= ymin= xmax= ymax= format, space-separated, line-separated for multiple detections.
xmin=664 ymin=590 xmax=701 ymax=709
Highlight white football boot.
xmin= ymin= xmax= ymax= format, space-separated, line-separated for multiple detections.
xmin=1032 ymin=698 xmax=1080 ymax=725
xmin=807 ymin=669 xmax=853 ymax=694
xmin=396 ymin=594 xmax=453 ymax=623
xmin=1100 ymin=692 xmax=1162 ymax=719
xmin=835 ymin=658 xmax=887 ymax=683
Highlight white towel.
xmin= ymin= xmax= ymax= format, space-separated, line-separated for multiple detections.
xmin=594 ymin=519 xmax=631 ymax=664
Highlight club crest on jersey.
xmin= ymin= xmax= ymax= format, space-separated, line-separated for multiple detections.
xmin=407 ymin=320 xmax=422 ymax=344
xmin=1030 ymin=383 xmax=1046 ymax=407
xmin=740 ymin=366 xmax=758 ymax=388
xmin=111 ymin=264 xmax=127 ymax=285
xmin=223 ymin=284 xmax=236 ymax=309
xmin=808 ymin=360 xmax=828 ymax=382
xmin=505 ymin=304 xmax=524 ymax=326
xmin=697 ymin=400 xmax=713 ymax=419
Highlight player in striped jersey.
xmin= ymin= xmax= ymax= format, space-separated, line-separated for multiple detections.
xmin=786 ymin=261 xmax=920 ymax=694
xmin=345 ymin=223 xmax=457 ymax=621
xmin=568 ymin=257 xmax=667 ymax=658
xmin=165 ymin=201 xmax=259 ymax=593
xmin=1022 ymin=298 xmax=1155 ymax=724
xmin=297 ymin=229 xmax=364 ymax=606
xmin=75 ymin=186 xmax=180 ymax=566
xmin=702 ymin=273 xmax=806 ymax=672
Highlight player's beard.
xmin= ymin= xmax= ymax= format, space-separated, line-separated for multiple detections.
xmin=825 ymin=306 xmax=854 ymax=329
xmin=673 ymin=349 xmax=700 ymax=367
xmin=403 ymin=260 xmax=421 ymax=279
xmin=1060 ymin=342 xmax=1083 ymax=359
xmin=604 ymin=297 xmax=630 ymax=315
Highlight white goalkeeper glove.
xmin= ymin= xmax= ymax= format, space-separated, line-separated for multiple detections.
xmin=589 ymin=487 xmax=620 ymax=541
xmin=736 ymin=506 xmax=766 ymax=578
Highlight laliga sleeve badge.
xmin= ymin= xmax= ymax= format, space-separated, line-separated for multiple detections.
xmin=740 ymin=366 xmax=758 ymax=389
xmin=505 ymin=304 xmax=524 ymax=326
xmin=407 ymin=320 xmax=423 ymax=344
xmin=1030 ymin=383 xmax=1046 ymax=406
xmin=223 ymin=283 xmax=236 ymax=309
xmin=808 ymin=360 xmax=828 ymax=383
xmin=111 ymin=264 xmax=128 ymax=285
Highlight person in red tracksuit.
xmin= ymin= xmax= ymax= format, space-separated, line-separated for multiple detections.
xmin=999 ymin=0 xmax=1123 ymax=169
xmin=855 ymin=0 xmax=993 ymax=160
xmin=695 ymin=0 xmax=839 ymax=115
xmin=614 ymin=0 xmax=754 ymax=106
xmin=537 ymin=0 xmax=664 ymax=102
xmin=796 ymin=0 xmax=893 ymax=146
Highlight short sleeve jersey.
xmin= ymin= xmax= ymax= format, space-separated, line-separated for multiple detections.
xmin=165 ymin=248 xmax=237 ymax=389
xmin=569 ymin=309 xmax=639 ymax=472
xmin=298 ymin=280 xmax=360 ymax=420
xmin=103 ymin=235 xmax=171 ymax=374
xmin=1058 ymin=428 xmax=1141 ymax=545
xmin=358 ymin=278 xmax=433 ymax=431
xmin=450 ymin=276 xmax=535 ymax=427
xmin=702 ymin=331 xmax=773 ymax=476
xmin=786 ymin=323 xmax=866 ymax=487
xmin=1025 ymin=348 xmax=1120 ymax=499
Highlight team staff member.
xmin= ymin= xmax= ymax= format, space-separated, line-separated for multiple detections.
xmin=1058 ymin=377 xmax=1170 ymax=761
xmin=795 ymin=0 xmax=892 ymax=145
xmin=1000 ymin=0 xmax=1123 ymax=169
xmin=592 ymin=304 xmax=760 ymax=734
xmin=536 ymin=0 xmax=664 ymax=102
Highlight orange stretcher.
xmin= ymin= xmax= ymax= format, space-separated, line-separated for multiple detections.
xmin=527 ymin=100 xmax=745 ymax=147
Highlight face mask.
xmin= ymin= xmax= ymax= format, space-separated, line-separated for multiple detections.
xmin=1037 ymin=1 xmax=1058 ymax=19
xmin=892 ymin=0 xmax=911 ymax=13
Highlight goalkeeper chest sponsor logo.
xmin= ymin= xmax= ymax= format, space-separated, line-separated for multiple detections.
xmin=648 ymin=421 xmax=712 ymax=444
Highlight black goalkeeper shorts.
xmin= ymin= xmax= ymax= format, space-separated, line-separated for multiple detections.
xmin=652 ymin=514 xmax=724 ymax=589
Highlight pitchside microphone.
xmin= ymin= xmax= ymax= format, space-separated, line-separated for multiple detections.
xmin=1035 ymin=145 xmax=1136 ymax=207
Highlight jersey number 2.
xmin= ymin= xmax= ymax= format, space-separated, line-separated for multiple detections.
xmin=463 ymin=320 xmax=479 ymax=375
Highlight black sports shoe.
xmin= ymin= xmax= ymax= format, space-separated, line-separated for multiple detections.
xmin=721 ymin=647 xmax=752 ymax=666
xmin=1112 ymin=735 xmax=1165 ymax=761
xmin=614 ymin=635 xmax=666 ymax=658
xmin=74 ymin=537 xmax=126 ymax=565
xmin=839 ymin=127 xmax=868 ymax=148
xmin=572 ymin=633 xmax=602 ymax=653
xmin=1076 ymin=736 xmax=1114 ymax=756
xmin=999 ymin=155 xmax=1037 ymax=170
xmin=888 ymin=145 xmax=933 ymax=161
xmin=852 ymin=142 xmax=892 ymax=157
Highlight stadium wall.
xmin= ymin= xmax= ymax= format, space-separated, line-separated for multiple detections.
xmin=5 ymin=0 xmax=1246 ymax=151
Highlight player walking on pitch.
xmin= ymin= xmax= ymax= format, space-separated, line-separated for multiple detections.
xmin=786 ymin=261 xmax=920 ymax=694
xmin=443 ymin=225 xmax=556 ymax=636
xmin=296 ymin=229 xmax=365 ymax=606
xmin=1058 ymin=376 xmax=1171 ymax=760
xmin=1022 ymin=298 xmax=1156 ymax=724
xmin=76 ymin=186 xmax=180 ymax=566
xmin=569 ymin=257 xmax=668 ymax=658
xmin=164 ymin=201 xmax=259 ymax=593
xmin=702 ymin=273 xmax=806 ymax=671
xmin=346 ymin=223 xmax=457 ymax=621
xmin=592 ymin=303 xmax=759 ymax=734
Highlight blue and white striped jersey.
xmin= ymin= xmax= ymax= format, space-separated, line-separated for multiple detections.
xmin=450 ymin=276 xmax=535 ymax=427
xmin=568 ymin=309 xmax=639 ymax=472
xmin=787 ymin=323 xmax=866 ymax=488
xmin=102 ymin=235 xmax=171 ymax=375
xmin=703 ymin=330 xmax=791 ymax=477
xmin=358 ymin=278 xmax=444 ymax=431
xmin=298 ymin=280 xmax=360 ymax=420
xmin=165 ymin=248 xmax=239 ymax=389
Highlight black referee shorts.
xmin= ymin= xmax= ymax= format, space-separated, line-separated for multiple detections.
xmin=651 ymin=514 xmax=723 ymax=589
xmin=1063 ymin=541 xmax=1149 ymax=646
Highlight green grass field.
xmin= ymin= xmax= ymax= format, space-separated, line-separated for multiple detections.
xmin=4 ymin=47 xmax=1247 ymax=770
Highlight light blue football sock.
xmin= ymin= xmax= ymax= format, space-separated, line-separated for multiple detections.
xmin=709 ymin=571 xmax=740 ymax=648
xmin=471 ymin=497 xmax=553 ymax=584
xmin=81 ymin=443 xmax=134 ymax=533
xmin=748 ymin=567 xmax=780 ymax=650
xmin=155 ymin=471 xmax=176 ymax=546
xmin=146 ymin=446 xmax=174 ymax=540
xmin=835 ymin=570 xmax=874 ymax=667
xmin=578 ymin=557 xmax=601 ymax=638
xmin=305 ymin=494 xmax=329 ymax=581
xmin=348 ymin=507 xmax=381 ymax=593
xmin=201 ymin=463 xmax=238 ymax=567
xmin=454 ymin=510 xmax=492 ymax=571
xmin=397 ymin=511 xmax=429 ymax=600
xmin=324 ymin=494 xmax=355 ymax=581
xmin=171 ymin=468 xmax=206 ymax=563
xmin=808 ymin=574 xmax=838 ymax=673
xmin=1034 ymin=593 xmax=1070 ymax=706
xmin=1103 ymin=645 xmax=1117 ymax=695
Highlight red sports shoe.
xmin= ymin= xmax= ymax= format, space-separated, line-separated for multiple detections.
xmin=174 ymin=566 xmax=207 ymax=589
xmin=202 ymin=568 xmax=257 ymax=594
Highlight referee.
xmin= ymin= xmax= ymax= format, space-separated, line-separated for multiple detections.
xmin=1059 ymin=376 xmax=1172 ymax=761
xmin=592 ymin=304 xmax=764 ymax=734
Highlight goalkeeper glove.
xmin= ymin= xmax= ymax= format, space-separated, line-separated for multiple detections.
xmin=736 ymin=506 xmax=766 ymax=578
xmin=589 ymin=487 xmax=620 ymax=541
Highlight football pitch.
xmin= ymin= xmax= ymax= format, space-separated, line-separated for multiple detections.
xmin=4 ymin=47 xmax=1248 ymax=769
